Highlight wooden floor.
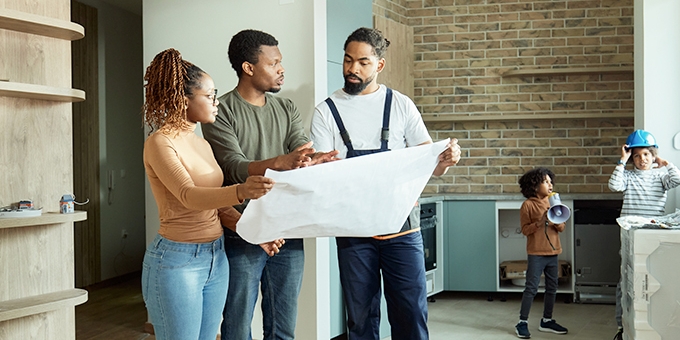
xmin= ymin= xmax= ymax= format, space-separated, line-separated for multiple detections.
xmin=75 ymin=271 xmax=153 ymax=340
xmin=76 ymin=272 xmax=617 ymax=340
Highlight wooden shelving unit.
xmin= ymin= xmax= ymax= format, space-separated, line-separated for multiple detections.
xmin=0 ymin=81 xmax=86 ymax=102
xmin=1 ymin=5 xmax=88 ymax=338
xmin=502 ymin=66 xmax=633 ymax=77
xmin=0 ymin=211 xmax=87 ymax=229
xmin=0 ymin=8 xmax=84 ymax=40
xmin=0 ymin=289 xmax=88 ymax=322
xmin=422 ymin=112 xmax=633 ymax=123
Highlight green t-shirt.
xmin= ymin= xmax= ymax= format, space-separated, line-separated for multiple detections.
xmin=202 ymin=88 xmax=309 ymax=187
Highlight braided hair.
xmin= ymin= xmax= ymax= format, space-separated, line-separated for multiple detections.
xmin=143 ymin=48 xmax=206 ymax=134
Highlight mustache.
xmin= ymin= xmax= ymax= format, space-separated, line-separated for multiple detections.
xmin=344 ymin=74 xmax=363 ymax=83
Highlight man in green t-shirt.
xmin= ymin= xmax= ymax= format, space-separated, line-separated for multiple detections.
xmin=202 ymin=29 xmax=336 ymax=340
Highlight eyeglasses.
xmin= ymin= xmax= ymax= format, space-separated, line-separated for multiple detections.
xmin=208 ymin=88 xmax=218 ymax=106
xmin=188 ymin=88 xmax=218 ymax=106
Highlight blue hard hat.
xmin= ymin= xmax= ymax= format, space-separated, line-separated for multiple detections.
xmin=625 ymin=130 xmax=658 ymax=149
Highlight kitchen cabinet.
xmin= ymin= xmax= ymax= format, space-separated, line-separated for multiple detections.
xmin=443 ymin=200 xmax=497 ymax=292
xmin=496 ymin=201 xmax=575 ymax=294
xmin=436 ymin=197 xmax=620 ymax=297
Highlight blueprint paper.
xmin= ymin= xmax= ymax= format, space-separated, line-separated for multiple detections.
xmin=236 ymin=139 xmax=449 ymax=244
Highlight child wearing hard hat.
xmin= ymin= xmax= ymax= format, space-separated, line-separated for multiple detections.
xmin=608 ymin=129 xmax=680 ymax=340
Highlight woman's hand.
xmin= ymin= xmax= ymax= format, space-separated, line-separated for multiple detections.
xmin=237 ymin=176 xmax=275 ymax=201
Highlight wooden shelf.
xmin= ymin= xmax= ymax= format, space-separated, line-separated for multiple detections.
xmin=502 ymin=66 xmax=633 ymax=77
xmin=0 ymin=8 xmax=84 ymax=40
xmin=0 ymin=81 xmax=86 ymax=102
xmin=0 ymin=211 xmax=87 ymax=229
xmin=422 ymin=112 xmax=633 ymax=123
xmin=0 ymin=289 xmax=88 ymax=322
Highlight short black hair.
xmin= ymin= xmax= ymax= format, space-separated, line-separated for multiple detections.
xmin=518 ymin=167 xmax=555 ymax=198
xmin=344 ymin=27 xmax=390 ymax=59
xmin=228 ymin=29 xmax=279 ymax=78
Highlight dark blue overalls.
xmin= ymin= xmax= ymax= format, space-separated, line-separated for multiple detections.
xmin=325 ymin=88 xmax=429 ymax=340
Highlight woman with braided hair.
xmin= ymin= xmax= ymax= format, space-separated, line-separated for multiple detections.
xmin=141 ymin=48 xmax=277 ymax=340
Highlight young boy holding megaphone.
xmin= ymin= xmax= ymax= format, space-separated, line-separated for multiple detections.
xmin=514 ymin=167 xmax=569 ymax=339
xmin=608 ymin=129 xmax=680 ymax=340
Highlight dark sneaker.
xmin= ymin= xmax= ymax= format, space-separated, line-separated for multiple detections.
xmin=613 ymin=329 xmax=623 ymax=340
xmin=515 ymin=322 xmax=531 ymax=338
xmin=539 ymin=319 xmax=568 ymax=334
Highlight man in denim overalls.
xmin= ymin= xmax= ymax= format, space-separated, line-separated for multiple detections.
xmin=310 ymin=27 xmax=461 ymax=340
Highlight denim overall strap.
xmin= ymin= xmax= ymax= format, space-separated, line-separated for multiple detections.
xmin=326 ymin=88 xmax=393 ymax=159
xmin=380 ymin=88 xmax=393 ymax=151
xmin=325 ymin=97 xmax=355 ymax=155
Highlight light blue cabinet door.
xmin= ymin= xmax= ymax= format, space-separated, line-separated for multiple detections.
xmin=443 ymin=201 xmax=497 ymax=292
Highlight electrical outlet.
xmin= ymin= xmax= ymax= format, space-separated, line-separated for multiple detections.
xmin=121 ymin=229 xmax=128 ymax=239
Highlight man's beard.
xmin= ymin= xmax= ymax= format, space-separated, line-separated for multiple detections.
xmin=343 ymin=73 xmax=373 ymax=95
xmin=268 ymin=87 xmax=281 ymax=93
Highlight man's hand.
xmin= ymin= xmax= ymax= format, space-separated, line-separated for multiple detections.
xmin=275 ymin=141 xmax=316 ymax=170
xmin=433 ymin=138 xmax=461 ymax=176
xmin=260 ymin=238 xmax=285 ymax=256
xmin=309 ymin=150 xmax=340 ymax=165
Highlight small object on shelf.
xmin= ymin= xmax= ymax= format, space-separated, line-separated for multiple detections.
xmin=59 ymin=194 xmax=89 ymax=214
xmin=59 ymin=194 xmax=75 ymax=214
xmin=0 ymin=204 xmax=43 ymax=218
xmin=499 ymin=260 xmax=571 ymax=285
xmin=18 ymin=200 xmax=33 ymax=210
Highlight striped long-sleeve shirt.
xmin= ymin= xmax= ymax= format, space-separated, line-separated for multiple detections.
xmin=608 ymin=163 xmax=680 ymax=217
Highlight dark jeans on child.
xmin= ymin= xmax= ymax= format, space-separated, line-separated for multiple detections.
xmin=519 ymin=254 xmax=559 ymax=321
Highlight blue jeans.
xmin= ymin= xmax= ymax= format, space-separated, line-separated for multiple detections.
xmin=221 ymin=229 xmax=304 ymax=340
xmin=519 ymin=255 xmax=559 ymax=321
xmin=141 ymin=234 xmax=228 ymax=340
xmin=336 ymin=231 xmax=429 ymax=340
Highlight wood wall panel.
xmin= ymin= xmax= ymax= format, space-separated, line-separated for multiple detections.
xmin=71 ymin=0 xmax=100 ymax=287
xmin=373 ymin=15 xmax=414 ymax=100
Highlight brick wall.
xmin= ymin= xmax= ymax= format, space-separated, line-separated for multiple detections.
xmin=374 ymin=0 xmax=635 ymax=195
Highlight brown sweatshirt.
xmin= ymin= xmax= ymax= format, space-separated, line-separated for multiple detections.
xmin=519 ymin=196 xmax=565 ymax=256
xmin=144 ymin=127 xmax=242 ymax=243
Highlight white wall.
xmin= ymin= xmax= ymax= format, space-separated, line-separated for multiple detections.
xmin=143 ymin=0 xmax=331 ymax=338
xmin=635 ymin=0 xmax=680 ymax=212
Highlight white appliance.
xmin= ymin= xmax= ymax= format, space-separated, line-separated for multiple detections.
xmin=621 ymin=228 xmax=680 ymax=339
